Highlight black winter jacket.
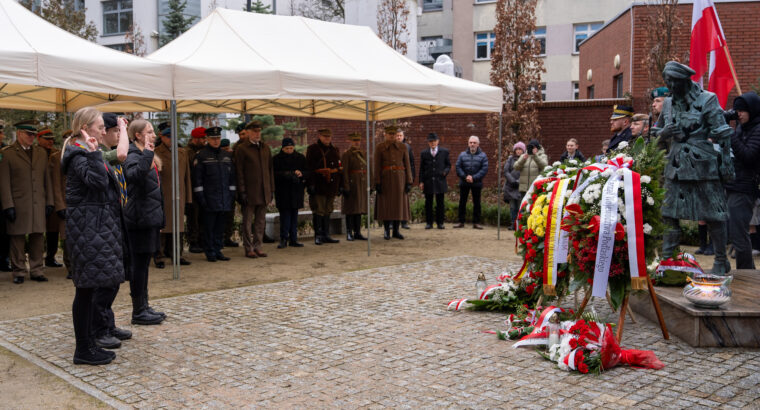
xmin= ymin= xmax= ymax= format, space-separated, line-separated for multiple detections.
xmin=61 ymin=144 xmax=125 ymax=289
xmin=124 ymin=144 xmax=165 ymax=230
xmin=192 ymin=145 xmax=236 ymax=212
xmin=418 ymin=146 xmax=451 ymax=195
xmin=559 ymin=150 xmax=586 ymax=163
xmin=725 ymin=92 xmax=760 ymax=196
xmin=502 ymin=155 xmax=522 ymax=201
xmin=273 ymin=150 xmax=307 ymax=209
xmin=456 ymin=148 xmax=489 ymax=188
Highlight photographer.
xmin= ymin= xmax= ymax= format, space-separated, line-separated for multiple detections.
xmin=514 ymin=139 xmax=548 ymax=196
xmin=724 ymin=91 xmax=760 ymax=269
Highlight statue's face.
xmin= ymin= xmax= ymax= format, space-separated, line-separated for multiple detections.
xmin=665 ymin=76 xmax=689 ymax=97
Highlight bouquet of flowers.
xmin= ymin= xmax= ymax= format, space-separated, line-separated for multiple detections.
xmin=560 ymin=138 xmax=666 ymax=309
xmin=653 ymin=251 xmax=705 ymax=286
xmin=447 ymin=272 xmax=539 ymax=312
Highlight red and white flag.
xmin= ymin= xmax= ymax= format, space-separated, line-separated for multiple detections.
xmin=689 ymin=0 xmax=737 ymax=108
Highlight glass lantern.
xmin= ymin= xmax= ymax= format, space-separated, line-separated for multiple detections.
xmin=476 ymin=272 xmax=487 ymax=299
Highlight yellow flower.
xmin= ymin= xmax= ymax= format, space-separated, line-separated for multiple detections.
xmin=542 ymin=205 xmax=549 ymax=218
xmin=535 ymin=227 xmax=545 ymax=237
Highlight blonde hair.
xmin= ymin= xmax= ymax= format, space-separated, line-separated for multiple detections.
xmin=567 ymin=138 xmax=578 ymax=145
xmin=127 ymin=119 xmax=161 ymax=171
xmin=62 ymin=107 xmax=102 ymax=158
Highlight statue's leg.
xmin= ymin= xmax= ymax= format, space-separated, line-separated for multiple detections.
xmin=661 ymin=217 xmax=681 ymax=258
xmin=707 ymin=220 xmax=731 ymax=275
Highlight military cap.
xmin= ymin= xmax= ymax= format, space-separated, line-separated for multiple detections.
xmin=157 ymin=122 xmax=170 ymax=132
xmin=14 ymin=120 xmax=37 ymax=133
xmin=37 ymin=127 xmax=54 ymax=138
xmin=348 ymin=132 xmax=361 ymax=141
xmin=220 ymin=138 xmax=230 ymax=148
xmin=103 ymin=113 xmax=119 ymax=130
xmin=631 ymin=114 xmax=649 ymax=123
xmin=383 ymin=125 xmax=398 ymax=134
xmin=650 ymin=87 xmax=670 ymax=99
xmin=235 ymin=122 xmax=246 ymax=134
xmin=610 ymin=105 xmax=634 ymax=120
xmin=205 ymin=126 xmax=223 ymax=137
xmin=282 ymin=137 xmax=295 ymax=147
xmin=160 ymin=126 xmax=172 ymax=137
xmin=191 ymin=127 xmax=207 ymax=139
xmin=317 ymin=128 xmax=332 ymax=137
xmin=427 ymin=132 xmax=439 ymax=141
xmin=244 ymin=120 xmax=263 ymax=131
xmin=663 ymin=61 xmax=696 ymax=80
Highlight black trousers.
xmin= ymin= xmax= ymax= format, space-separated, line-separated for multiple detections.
xmin=0 ymin=216 xmax=8 ymax=263
xmin=458 ymin=185 xmax=482 ymax=224
xmin=73 ymin=287 xmax=95 ymax=349
xmin=509 ymin=198 xmax=521 ymax=228
xmin=728 ymin=191 xmax=755 ymax=269
xmin=425 ymin=193 xmax=445 ymax=226
xmin=278 ymin=208 xmax=299 ymax=242
xmin=92 ymin=285 xmax=119 ymax=337
xmin=187 ymin=203 xmax=204 ymax=248
xmin=129 ymin=252 xmax=151 ymax=303
xmin=46 ymin=231 xmax=59 ymax=261
xmin=202 ymin=211 xmax=226 ymax=258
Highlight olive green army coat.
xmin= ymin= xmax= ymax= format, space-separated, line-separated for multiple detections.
xmin=155 ymin=144 xmax=193 ymax=233
xmin=373 ymin=140 xmax=412 ymax=221
xmin=0 ymin=142 xmax=53 ymax=235
xmin=341 ymin=146 xmax=368 ymax=215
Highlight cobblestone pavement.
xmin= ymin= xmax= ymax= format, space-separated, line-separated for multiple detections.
xmin=1 ymin=256 xmax=759 ymax=408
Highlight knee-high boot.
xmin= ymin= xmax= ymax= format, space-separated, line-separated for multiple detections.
xmin=708 ymin=220 xmax=733 ymax=274
xmin=353 ymin=215 xmax=366 ymax=240
xmin=345 ymin=215 xmax=354 ymax=241
xmin=392 ymin=221 xmax=404 ymax=239
xmin=383 ymin=221 xmax=391 ymax=240
xmin=322 ymin=215 xmax=339 ymax=243
xmin=313 ymin=214 xmax=323 ymax=245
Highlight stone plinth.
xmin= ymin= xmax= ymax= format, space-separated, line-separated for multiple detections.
xmin=630 ymin=270 xmax=760 ymax=347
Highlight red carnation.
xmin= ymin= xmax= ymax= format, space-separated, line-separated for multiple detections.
xmin=525 ymin=283 xmax=536 ymax=295
xmin=578 ymin=362 xmax=590 ymax=374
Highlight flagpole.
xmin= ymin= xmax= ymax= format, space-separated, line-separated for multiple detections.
xmin=721 ymin=45 xmax=742 ymax=95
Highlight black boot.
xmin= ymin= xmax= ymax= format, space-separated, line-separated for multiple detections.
xmin=751 ymin=232 xmax=760 ymax=252
xmin=313 ymin=215 xmax=323 ymax=245
xmin=321 ymin=215 xmax=339 ymax=243
xmin=131 ymin=295 xmax=164 ymax=325
xmin=392 ymin=221 xmax=404 ymax=239
xmin=708 ymin=221 xmax=732 ymax=274
xmin=277 ymin=238 xmax=288 ymax=249
xmin=345 ymin=216 xmax=354 ymax=241
xmin=144 ymin=293 xmax=166 ymax=319
xmin=353 ymin=215 xmax=366 ymax=240
xmin=696 ymin=224 xmax=708 ymax=254
xmin=383 ymin=221 xmax=391 ymax=240
xmin=74 ymin=343 xmax=115 ymax=365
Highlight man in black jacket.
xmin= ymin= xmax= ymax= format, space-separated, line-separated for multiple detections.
xmin=418 ymin=133 xmax=450 ymax=229
xmin=724 ymin=91 xmax=760 ymax=269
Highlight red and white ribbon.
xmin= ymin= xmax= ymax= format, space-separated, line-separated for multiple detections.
xmin=447 ymin=298 xmax=469 ymax=311
xmin=656 ymin=252 xmax=704 ymax=277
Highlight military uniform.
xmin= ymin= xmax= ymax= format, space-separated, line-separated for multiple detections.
xmin=36 ymin=127 xmax=63 ymax=268
xmin=374 ymin=126 xmax=413 ymax=239
xmin=192 ymin=127 xmax=236 ymax=261
xmin=185 ymin=128 xmax=207 ymax=253
xmin=608 ymin=105 xmax=634 ymax=152
xmin=154 ymin=132 xmax=193 ymax=266
xmin=0 ymin=132 xmax=11 ymax=272
xmin=340 ymin=133 xmax=368 ymax=241
xmin=306 ymin=129 xmax=342 ymax=244
xmin=0 ymin=122 xmax=54 ymax=282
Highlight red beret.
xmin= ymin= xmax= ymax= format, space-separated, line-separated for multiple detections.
xmin=191 ymin=127 xmax=207 ymax=139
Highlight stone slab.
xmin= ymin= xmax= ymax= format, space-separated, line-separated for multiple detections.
xmin=264 ymin=210 xmax=344 ymax=240
xmin=630 ymin=270 xmax=760 ymax=347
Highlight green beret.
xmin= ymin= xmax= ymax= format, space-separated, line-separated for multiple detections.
xmin=651 ymin=86 xmax=670 ymax=99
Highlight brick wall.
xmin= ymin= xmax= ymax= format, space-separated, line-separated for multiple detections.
xmin=578 ymin=10 xmax=632 ymax=100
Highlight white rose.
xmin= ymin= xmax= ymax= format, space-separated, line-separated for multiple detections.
xmin=640 ymin=175 xmax=651 ymax=184
xmin=553 ymin=161 xmax=561 ymax=167
xmin=646 ymin=196 xmax=654 ymax=206
xmin=617 ymin=141 xmax=628 ymax=149
xmin=569 ymin=159 xmax=578 ymax=165
xmin=544 ymin=165 xmax=553 ymax=171
xmin=643 ymin=223 xmax=653 ymax=235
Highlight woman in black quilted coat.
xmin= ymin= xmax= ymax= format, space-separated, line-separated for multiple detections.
xmin=61 ymin=107 xmax=123 ymax=365
xmin=124 ymin=120 xmax=165 ymax=326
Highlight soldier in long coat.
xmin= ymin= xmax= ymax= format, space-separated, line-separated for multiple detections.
xmin=306 ymin=128 xmax=342 ymax=245
xmin=341 ymin=132 xmax=368 ymax=241
xmin=0 ymin=121 xmax=54 ymax=283
xmin=374 ymin=125 xmax=413 ymax=240
xmin=36 ymin=128 xmax=63 ymax=268
xmin=234 ymin=120 xmax=274 ymax=258
xmin=154 ymin=126 xmax=193 ymax=268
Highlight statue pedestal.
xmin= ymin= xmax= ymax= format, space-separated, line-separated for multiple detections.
xmin=630 ymin=270 xmax=760 ymax=347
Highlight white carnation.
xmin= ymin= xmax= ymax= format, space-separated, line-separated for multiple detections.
xmin=544 ymin=165 xmax=553 ymax=171
xmin=590 ymin=170 xmax=600 ymax=178
xmin=643 ymin=223 xmax=653 ymax=235
xmin=646 ymin=196 xmax=654 ymax=206
xmin=617 ymin=141 xmax=628 ymax=149
xmin=602 ymin=168 xmax=613 ymax=177
xmin=640 ymin=175 xmax=651 ymax=184
xmin=553 ymin=161 xmax=561 ymax=167
xmin=569 ymin=159 xmax=578 ymax=165
xmin=565 ymin=167 xmax=577 ymax=173
xmin=615 ymin=153 xmax=625 ymax=159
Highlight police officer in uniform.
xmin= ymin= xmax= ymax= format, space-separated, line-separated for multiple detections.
xmin=340 ymin=132 xmax=368 ymax=241
xmin=192 ymin=127 xmax=236 ymax=262
xmin=374 ymin=125 xmax=413 ymax=240
xmin=0 ymin=121 xmax=54 ymax=283
xmin=306 ymin=129 xmax=342 ymax=245
xmin=186 ymin=127 xmax=207 ymax=253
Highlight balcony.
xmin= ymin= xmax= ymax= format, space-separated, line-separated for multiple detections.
xmin=429 ymin=38 xmax=453 ymax=58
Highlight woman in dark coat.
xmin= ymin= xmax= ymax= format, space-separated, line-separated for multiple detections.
xmin=61 ymin=107 xmax=123 ymax=365
xmin=503 ymin=142 xmax=524 ymax=230
xmin=273 ymin=138 xmax=307 ymax=248
xmin=124 ymin=120 xmax=165 ymax=326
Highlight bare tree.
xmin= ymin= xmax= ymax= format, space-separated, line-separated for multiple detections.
xmin=292 ymin=0 xmax=345 ymax=22
xmin=487 ymin=0 xmax=545 ymax=152
xmin=124 ymin=24 xmax=147 ymax=56
xmin=376 ymin=0 xmax=410 ymax=54
xmin=644 ymin=0 xmax=687 ymax=92
xmin=20 ymin=0 xmax=97 ymax=41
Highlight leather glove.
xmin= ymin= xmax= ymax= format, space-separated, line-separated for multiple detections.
xmin=306 ymin=185 xmax=316 ymax=195
xmin=375 ymin=184 xmax=382 ymax=195
xmin=46 ymin=205 xmax=53 ymax=217
xmin=57 ymin=209 xmax=66 ymax=220
xmin=4 ymin=208 xmax=16 ymax=223
xmin=404 ymin=183 xmax=411 ymax=193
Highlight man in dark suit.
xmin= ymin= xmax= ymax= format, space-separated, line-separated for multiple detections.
xmin=418 ymin=133 xmax=451 ymax=229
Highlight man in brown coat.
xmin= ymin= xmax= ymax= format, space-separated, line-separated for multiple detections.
xmin=0 ymin=121 xmax=10 ymax=272
xmin=235 ymin=120 xmax=274 ymax=258
xmin=0 ymin=121 xmax=54 ymax=283
xmin=306 ymin=128 xmax=342 ymax=245
xmin=374 ymin=125 xmax=413 ymax=240
xmin=36 ymin=127 xmax=63 ymax=268
xmin=154 ymin=125 xmax=193 ymax=268
xmin=341 ymin=132 xmax=368 ymax=241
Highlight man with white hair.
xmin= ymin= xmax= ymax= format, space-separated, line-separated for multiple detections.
xmin=454 ymin=136 xmax=489 ymax=229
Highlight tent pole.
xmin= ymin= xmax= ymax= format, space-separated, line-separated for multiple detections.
xmin=171 ymin=100 xmax=180 ymax=280
xmin=372 ymin=119 xmax=376 ymax=232
xmin=497 ymin=113 xmax=503 ymax=240
xmin=365 ymin=100 xmax=371 ymax=256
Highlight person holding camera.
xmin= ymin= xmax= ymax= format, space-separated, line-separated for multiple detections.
xmin=503 ymin=142 xmax=524 ymax=230
xmin=514 ymin=139 xmax=548 ymax=195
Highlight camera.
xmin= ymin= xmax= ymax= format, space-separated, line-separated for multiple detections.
xmin=526 ymin=142 xmax=539 ymax=154
xmin=723 ymin=109 xmax=738 ymax=123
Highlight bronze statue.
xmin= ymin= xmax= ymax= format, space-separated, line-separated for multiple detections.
xmin=654 ymin=61 xmax=734 ymax=274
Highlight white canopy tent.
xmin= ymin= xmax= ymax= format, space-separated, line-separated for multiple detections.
xmin=0 ymin=0 xmax=173 ymax=112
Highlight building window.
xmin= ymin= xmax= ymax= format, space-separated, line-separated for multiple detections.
xmin=573 ymin=22 xmax=603 ymax=53
xmin=423 ymin=0 xmax=442 ymax=11
xmin=614 ymin=74 xmax=624 ymax=98
xmin=540 ymin=83 xmax=546 ymax=101
xmin=533 ymin=27 xmax=546 ymax=55
xmin=572 ymin=82 xmax=579 ymax=100
xmin=105 ymin=43 xmax=128 ymax=52
xmin=587 ymin=85 xmax=595 ymax=99
xmin=103 ymin=0 xmax=132 ymax=36
xmin=475 ymin=0 xmax=497 ymax=3
xmin=475 ymin=32 xmax=496 ymax=60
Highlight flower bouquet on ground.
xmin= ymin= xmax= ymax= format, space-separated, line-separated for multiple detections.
xmin=653 ymin=251 xmax=705 ymax=286
xmin=447 ymin=272 xmax=539 ymax=312
xmin=561 ymin=137 xmax=666 ymax=310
